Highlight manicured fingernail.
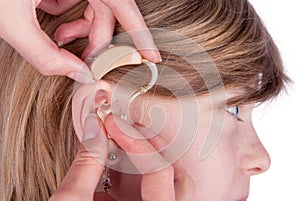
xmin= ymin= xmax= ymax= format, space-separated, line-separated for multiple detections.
xmin=67 ymin=66 xmax=95 ymax=84
xmin=57 ymin=41 xmax=64 ymax=47
xmin=57 ymin=37 xmax=76 ymax=47
xmin=150 ymin=49 xmax=162 ymax=63
xmin=67 ymin=72 xmax=95 ymax=84
xmin=83 ymin=114 xmax=101 ymax=141
xmin=156 ymin=50 xmax=162 ymax=62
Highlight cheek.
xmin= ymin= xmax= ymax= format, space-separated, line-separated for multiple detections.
xmin=215 ymin=115 xmax=240 ymax=172
xmin=177 ymin=115 xmax=240 ymax=199
xmin=178 ymin=142 xmax=237 ymax=200
xmin=130 ymin=99 xmax=182 ymax=142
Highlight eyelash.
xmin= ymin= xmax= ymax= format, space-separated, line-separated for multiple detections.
xmin=226 ymin=106 xmax=244 ymax=122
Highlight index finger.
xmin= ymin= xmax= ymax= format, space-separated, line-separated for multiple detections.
xmin=104 ymin=114 xmax=175 ymax=201
xmin=100 ymin=0 xmax=161 ymax=62
xmin=0 ymin=0 xmax=94 ymax=84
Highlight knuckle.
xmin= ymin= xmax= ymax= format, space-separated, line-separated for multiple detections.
xmin=39 ymin=67 xmax=56 ymax=76
xmin=74 ymin=145 xmax=106 ymax=165
xmin=36 ymin=58 xmax=63 ymax=76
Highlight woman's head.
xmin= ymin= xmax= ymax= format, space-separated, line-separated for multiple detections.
xmin=0 ymin=0 xmax=289 ymax=200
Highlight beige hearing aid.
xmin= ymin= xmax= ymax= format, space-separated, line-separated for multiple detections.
xmin=90 ymin=45 xmax=158 ymax=121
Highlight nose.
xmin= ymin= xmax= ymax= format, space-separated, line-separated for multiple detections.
xmin=240 ymin=125 xmax=271 ymax=176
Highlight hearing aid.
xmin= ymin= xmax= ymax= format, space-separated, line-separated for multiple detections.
xmin=89 ymin=45 xmax=158 ymax=122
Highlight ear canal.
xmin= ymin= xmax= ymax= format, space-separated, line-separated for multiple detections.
xmin=97 ymin=102 xmax=111 ymax=122
xmin=94 ymin=89 xmax=111 ymax=122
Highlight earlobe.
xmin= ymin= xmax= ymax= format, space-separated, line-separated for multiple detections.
xmin=72 ymin=80 xmax=114 ymax=142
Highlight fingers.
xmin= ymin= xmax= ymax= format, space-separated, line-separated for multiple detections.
xmin=82 ymin=0 xmax=116 ymax=59
xmin=38 ymin=0 xmax=83 ymax=15
xmin=1 ymin=0 xmax=159 ymax=84
xmin=105 ymin=114 xmax=170 ymax=173
xmin=54 ymin=2 xmax=114 ymax=60
xmin=50 ymin=114 xmax=108 ymax=200
xmin=173 ymin=166 xmax=196 ymax=201
xmin=101 ymin=0 xmax=161 ymax=62
xmin=104 ymin=114 xmax=175 ymax=201
xmin=105 ymin=114 xmax=196 ymax=201
xmin=55 ymin=18 xmax=90 ymax=46
xmin=55 ymin=4 xmax=93 ymax=46
xmin=21 ymin=29 xmax=94 ymax=84
xmin=0 ymin=1 xmax=94 ymax=84
xmin=52 ymin=0 xmax=161 ymax=63
xmin=134 ymin=124 xmax=196 ymax=201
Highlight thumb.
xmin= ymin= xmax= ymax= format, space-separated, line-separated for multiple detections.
xmin=51 ymin=114 xmax=108 ymax=200
xmin=0 ymin=0 xmax=94 ymax=84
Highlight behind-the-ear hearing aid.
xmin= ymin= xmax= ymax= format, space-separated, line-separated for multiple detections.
xmin=72 ymin=45 xmax=159 ymax=146
xmin=90 ymin=45 xmax=158 ymax=122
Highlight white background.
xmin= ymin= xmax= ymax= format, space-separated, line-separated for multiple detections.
xmin=249 ymin=0 xmax=300 ymax=200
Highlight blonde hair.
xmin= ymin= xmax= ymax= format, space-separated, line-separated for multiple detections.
xmin=0 ymin=0 xmax=289 ymax=200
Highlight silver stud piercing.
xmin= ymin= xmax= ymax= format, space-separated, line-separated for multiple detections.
xmin=108 ymin=152 xmax=117 ymax=161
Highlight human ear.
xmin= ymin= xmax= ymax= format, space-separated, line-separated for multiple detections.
xmin=72 ymin=45 xmax=158 ymax=142
xmin=72 ymin=45 xmax=143 ymax=142
xmin=72 ymin=80 xmax=114 ymax=142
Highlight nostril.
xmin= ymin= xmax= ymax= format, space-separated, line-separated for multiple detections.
xmin=248 ymin=167 xmax=262 ymax=175
xmin=245 ymin=149 xmax=271 ymax=176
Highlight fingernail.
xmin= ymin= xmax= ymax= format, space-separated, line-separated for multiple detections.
xmin=57 ymin=37 xmax=76 ymax=47
xmin=67 ymin=72 xmax=95 ymax=84
xmin=151 ymin=49 xmax=162 ymax=63
xmin=67 ymin=67 xmax=95 ymax=85
xmin=156 ymin=50 xmax=162 ymax=63
xmin=83 ymin=114 xmax=101 ymax=141
xmin=57 ymin=41 xmax=64 ymax=47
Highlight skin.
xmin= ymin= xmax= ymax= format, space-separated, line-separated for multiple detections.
xmin=0 ymin=1 xmax=271 ymax=200
xmin=51 ymin=83 xmax=190 ymax=201
xmin=55 ymin=82 xmax=270 ymax=200
xmin=0 ymin=0 xmax=161 ymax=84
xmin=104 ymin=92 xmax=271 ymax=201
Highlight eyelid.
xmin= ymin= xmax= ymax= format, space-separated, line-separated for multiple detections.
xmin=226 ymin=106 xmax=244 ymax=122
xmin=226 ymin=106 xmax=238 ymax=117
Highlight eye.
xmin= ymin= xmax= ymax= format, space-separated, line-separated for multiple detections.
xmin=226 ymin=106 xmax=243 ymax=121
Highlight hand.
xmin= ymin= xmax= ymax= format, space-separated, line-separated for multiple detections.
xmin=53 ymin=0 xmax=162 ymax=61
xmin=0 ymin=0 xmax=161 ymax=84
xmin=104 ymin=114 xmax=196 ymax=201
xmin=49 ymin=114 xmax=116 ymax=201
xmin=50 ymin=113 xmax=194 ymax=201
